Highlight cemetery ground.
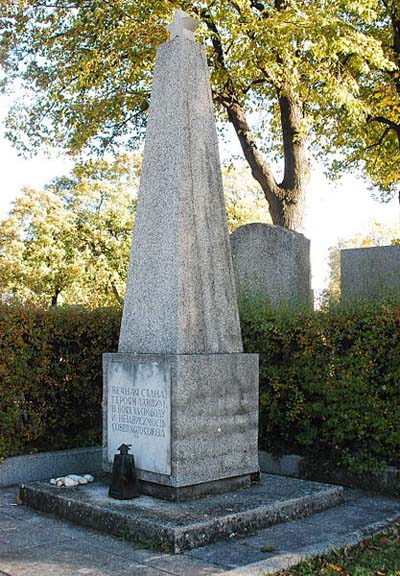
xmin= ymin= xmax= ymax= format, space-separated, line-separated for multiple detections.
xmin=1 ymin=11 xmax=399 ymax=574
xmin=278 ymin=523 xmax=400 ymax=576
xmin=1 ymin=299 xmax=400 ymax=574
xmin=0 ymin=481 xmax=400 ymax=576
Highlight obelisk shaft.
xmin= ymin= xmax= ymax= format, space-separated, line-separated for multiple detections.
xmin=119 ymin=34 xmax=243 ymax=355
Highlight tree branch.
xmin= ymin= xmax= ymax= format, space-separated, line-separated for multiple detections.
xmin=243 ymin=78 xmax=268 ymax=94
xmin=110 ymin=279 xmax=123 ymax=306
xmin=219 ymin=94 xmax=283 ymax=219
xmin=363 ymin=126 xmax=391 ymax=151
xmin=368 ymin=114 xmax=400 ymax=137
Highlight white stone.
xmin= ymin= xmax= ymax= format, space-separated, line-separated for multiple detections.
xmin=66 ymin=474 xmax=81 ymax=480
xmin=78 ymin=477 xmax=88 ymax=485
xmin=84 ymin=474 xmax=94 ymax=482
xmin=56 ymin=480 xmax=63 ymax=487
xmin=107 ymin=362 xmax=171 ymax=475
xmin=55 ymin=477 xmax=65 ymax=483
xmin=50 ymin=478 xmax=57 ymax=485
xmin=167 ymin=9 xmax=199 ymax=41
xmin=64 ymin=477 xmax=78 ymax=487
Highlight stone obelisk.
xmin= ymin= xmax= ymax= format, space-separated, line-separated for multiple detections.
xmin=103 ymin=10 xmax=259 ymax=501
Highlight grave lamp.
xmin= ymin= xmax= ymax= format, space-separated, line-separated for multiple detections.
xmin=109 ymin=443 xmax=140 ymax=500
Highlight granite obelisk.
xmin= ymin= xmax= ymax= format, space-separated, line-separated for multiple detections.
xmin=103 ymin=10 xmax=259 ymax=501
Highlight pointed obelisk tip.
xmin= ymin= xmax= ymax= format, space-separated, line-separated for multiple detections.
xmin=167 ymin=9 xmax=199 ymax=41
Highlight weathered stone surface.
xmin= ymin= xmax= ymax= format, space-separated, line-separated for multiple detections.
xmin=104 ymin=12 xmax=259 ymax=500
xmin=0 ymin=447 xmax=102 ymax=487
xmin=106 ymin=361 xmax=171 ymax=476
xmin=103 ymin=352 xmax=259 ymax=495
xmin=19 ymin=474 xmax=344 ymax=554
xmin=119 ymin=34 xmax=242 ymax=355
xmin=231 ymin=223 xmax=312 ymax=307
xmin=341 ymin=245 xmax=400 ymax=302
xmin=259 ymin=450 xmax=400 ymax=496
xmin=258 ymin=452 xmax=303 ymax=478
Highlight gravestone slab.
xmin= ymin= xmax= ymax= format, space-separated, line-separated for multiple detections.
xmin=231 ymin=223 xmax=312 ymax=307
xmin=341 ymin=245 xmax=400 ymax=302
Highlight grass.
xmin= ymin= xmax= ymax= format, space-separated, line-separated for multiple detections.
xmin=275 ymin=524 xmax=400 ymax=576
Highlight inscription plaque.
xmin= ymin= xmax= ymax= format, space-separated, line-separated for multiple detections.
xmin=107 ymin=362 xmax=171 ymax=475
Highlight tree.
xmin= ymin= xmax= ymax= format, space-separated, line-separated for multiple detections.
xmin=223 ymin=162 xmax=271 ymax=231
xmin=0 ymin=186 xmax=81 ymax=307
xmin=0 ymin=154 xmax=139 ymax=307
xmin=0 ymin=154 xmax=267 ymax=307
xmin=317 ymin=0 xmax=400 ymax=199
xmin=1 ymin=1 xmax=397 ymax=231
xmin=323 ymin=221 xmax=400 ymax=303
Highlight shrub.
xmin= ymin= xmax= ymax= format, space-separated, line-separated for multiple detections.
xmin=240 ymin=297 xmax=400 ymax=474
xmin=0 ymin=304 xmax=120 ymax=460
xmin=1 ymin=299 xmax=399 ymax=475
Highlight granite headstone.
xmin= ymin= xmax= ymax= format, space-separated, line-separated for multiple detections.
xmin=231 ymin=223 xmax=312 ymax=307
xmin=341 ymin=244 xmax=400 ymax=302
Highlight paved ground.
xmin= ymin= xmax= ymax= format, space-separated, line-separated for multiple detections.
xmin=0 ymin=484 xmax=399 ymax=576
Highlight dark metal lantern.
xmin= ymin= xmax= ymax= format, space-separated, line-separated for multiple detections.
xmin=109 ymin=443 xmax=140 ymax=499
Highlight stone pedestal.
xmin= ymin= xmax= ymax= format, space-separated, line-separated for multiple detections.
xmin=21 ymin=475 xmax=344 ymax=553
xmin=103 ymin=352 xmax=259 ymax=501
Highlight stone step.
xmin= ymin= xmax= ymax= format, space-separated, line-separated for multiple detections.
xmin=189 ymin=491 xmax=400 ymax=575
xmin=20 ymin=473 xmax=343 ymax=554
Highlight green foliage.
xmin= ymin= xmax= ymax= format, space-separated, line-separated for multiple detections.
xmin=1 ymin=299 xmax=399 ymax=476
xmin=0 ymin=303 xmax=120 ymax=460
xmin=0 ymin=154 xmax=138 ymax=307
xmin=0 ymin=0 xmax=398 ymax=197
xmin=313 ymin=1 xmax=400 ymax=197
xmin=223 ymin=163 xmax=271 ymax=231
xmin=240 ymin=296 xmax=400 ymax=474
xmin=0 ymin=157 xmax=270 ymax=307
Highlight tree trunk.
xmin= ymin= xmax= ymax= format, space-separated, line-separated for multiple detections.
xmin=222 ymin=90 xmax=309 ymax=231
xmin=391 ymin=2 xmax=400 ymax=99
xmin=202 ymin=7 xmax=310 ymax=231
xmin=51 ymin=289 xmax=60 ymax=307
xmin=111 ymin=280 xmax=123 ymax=306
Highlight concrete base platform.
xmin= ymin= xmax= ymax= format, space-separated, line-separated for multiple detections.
xmin=20 ymin=473 xmax=343 ymax=553
xmin=137 ymin=472 xmax=255 ymax=502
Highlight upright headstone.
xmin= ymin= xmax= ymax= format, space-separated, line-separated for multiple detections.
xmin=231 ymin=223 xmax=312 ymax=307
xmin=341 ymin=245 xmax=400 ymax=302
xmin=103 ymin=10 xmax=259 ymax=501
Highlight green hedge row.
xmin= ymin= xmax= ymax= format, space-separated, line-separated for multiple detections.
xmin=0 ymin=305 xmax=120 ymax=460
xmin=1 ymin=301 xmax=399 ymax=473
xmin=241 ymin=298 xmax=400 ymax=474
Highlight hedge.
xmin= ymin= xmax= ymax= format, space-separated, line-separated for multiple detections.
xmin=0 ymin=304 xmax=120 ymax=460
xmin=1 ymin=301 xmax=399 ymax=474
xmin=241 ymin=298 xmax=400 ymax=474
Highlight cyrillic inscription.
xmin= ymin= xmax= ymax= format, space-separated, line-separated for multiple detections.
xmin=107 ymin=362 xmax=171 ymax=475
xmin=110 ymin=386 xmax=167 ymax=437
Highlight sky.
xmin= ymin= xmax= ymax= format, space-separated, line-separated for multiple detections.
xmin=305 ymin=169 xmax=399 ymax=294
xmin=1 ymin=94 xmax=399 ymax=297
